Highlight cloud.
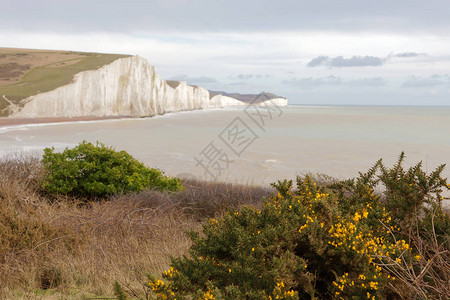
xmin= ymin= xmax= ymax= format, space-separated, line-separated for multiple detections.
xmin=307 ymin=52 xmax=426 ymax=68
xmin=306 ymin=56 xmax=329 ymax=67
xmin=430 ymin=74 xmax=450 ymax=80
xmin=283 ymin=76 xmax=386 ymax=88
xmin=228 ymin=81 xmax=247 ymax=86
xmin=307 ymin=55 xmax=385 ymax=67
xmin=282 ymin=76 xmax=342 ymax=88
xmin=401 ymin=75 xmax=448 ymax=88
xmin=237 ymin=74 xmax=254 ymax=80
xmin=169 ymin=74 xmax=217 ymax=84
xmin=348 ymin=77 xmax=386 ymax=87
xmin=228 ymin=74 xmax=272 ymax=80
xmin=332 ymin=56 xmax=385 ymax=67
xmin=394 ymin=52 xmax=420 ymax=58
xmin=1 ymin=0 xmax=450 ymax=34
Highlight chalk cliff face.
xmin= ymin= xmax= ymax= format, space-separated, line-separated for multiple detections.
xmin=13 ymin=56 xmax=287 ymax=118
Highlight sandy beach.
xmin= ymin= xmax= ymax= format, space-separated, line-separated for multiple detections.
xmin=0 ymin=115 xmax=132 ymax=127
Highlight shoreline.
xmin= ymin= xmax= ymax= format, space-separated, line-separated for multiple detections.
xmin=0 ymin=115 xmax=134 ymax=127
xmin=5 ymin=104 xmax=446 ymax=128
xmin=0 ymin=106 xmax=247 ymax=128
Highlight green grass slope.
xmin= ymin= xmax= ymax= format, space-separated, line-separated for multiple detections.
xmin=0 ymin=48 xmax=130 ymax=116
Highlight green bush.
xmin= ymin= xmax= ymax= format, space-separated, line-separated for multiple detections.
xmin=142 ymin=154 xmax=449 ymax=300
xmin=145 ymin=177 xmax=402 ymax=299
xmin=328 ymin=152 xmax=449 ymax=233
xmin=41 ymin=141 xmax=183 ymax=198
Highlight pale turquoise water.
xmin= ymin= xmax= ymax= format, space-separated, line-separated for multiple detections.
xmin=1 ymin=105 xmax=449 ymax=185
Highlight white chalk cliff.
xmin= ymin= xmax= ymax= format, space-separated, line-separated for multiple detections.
xmin=12 ymin=56 xmax=287 ymax=118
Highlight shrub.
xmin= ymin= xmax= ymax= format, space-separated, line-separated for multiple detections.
xmin=142 ymin=154 xmax=449 ymax=299
xmin=144 ymin=178 xmax=400 ymax=299
xmin=41 ymin=141 xmax=183 ymax=198
xmin=326 ymin=152 xmax=450 ymax=299
xmin=328 ymin=152 xmax=449 ymax=234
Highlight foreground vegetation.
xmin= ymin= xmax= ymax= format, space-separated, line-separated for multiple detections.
xmin=0 ymin=144 xmax=449 ymax=299
xmin=0 ymin=148 xmax=269 ymax=299
xmin=41 ymin=141 xmax=183 ymax=197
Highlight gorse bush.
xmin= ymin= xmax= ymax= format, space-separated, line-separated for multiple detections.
xmin=146 ymin=178 xmax=397 ymax=299
xmin=41 ymin=141 xmax=183 ymax=197
xmin=329 ymin=152 xmax=449 ymax=233
xmin=142 ymin=154 xmax=449 ymax=300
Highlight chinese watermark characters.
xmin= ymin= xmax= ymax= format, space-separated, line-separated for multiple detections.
xmin=194 ymin=101 xmax=285 ymax=180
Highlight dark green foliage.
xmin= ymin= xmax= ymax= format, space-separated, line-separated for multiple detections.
xmin=328 ymin=151 xmax=450 ymax=232
xmin=148 ymin=177 xmax=390 ymax=299
xmin=41 ymin=141 xmax=183 ymax=198
xmin=146 ymin=153 xmax=449 ymax=300
xmin=114 ymin=281 xmax=128 ymax=300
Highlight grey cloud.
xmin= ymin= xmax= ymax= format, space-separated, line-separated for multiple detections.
xmin=229 ymin=74 xmax=271 ymax=80
xmin=169 ymin=74 xmax=217 ymax=84
xmin=237 ymin=74 xmax=254 ymax=80
xmin=1 ymin=0 xmax=450 ymax=34
xmin=192 ymin=76 xmax=217 ymax=83
xmin=283 ymin=76 xmax=386 ymax=88
xmin=348 ymin=77 xmax=386 ymax=87
xmin=307 ymin=52 xmax=426 ymax=68
xmin=395 ymin=52 xmax=420 ymax=58
xmin=331 ymin=56 xmax=384 ymax=67
xmin=402 ymin=75 xmax=446 ymax=88
xmin=307 ymin=56 xmax=385 ymax=68
xmin=282 ymin=76 xmax=343 ymax=88
xmin=430 ymin=74 xmax=450 ymax=80
xmin=306 ymin=56 xmax=329 ymax=67
xmin=228 ymin=81 xmax=247 ymax=86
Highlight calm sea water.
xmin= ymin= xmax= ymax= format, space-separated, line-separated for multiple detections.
xmin=1 ymin=105 xmax=450 ymax=185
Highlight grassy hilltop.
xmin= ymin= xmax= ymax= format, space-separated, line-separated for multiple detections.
xmin=0 ymin=48 xmax=287 ymax=118
xmin=0 ymin=48 xmax=130 ymax=115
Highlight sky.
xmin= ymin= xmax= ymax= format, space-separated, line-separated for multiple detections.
xmin=1 ymin=0 xmax=450 ymax=105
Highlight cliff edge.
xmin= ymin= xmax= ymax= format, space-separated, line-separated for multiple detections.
xmin=6 ymin=55 xmax=287 ymax=118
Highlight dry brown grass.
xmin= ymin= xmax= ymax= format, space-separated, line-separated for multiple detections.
xmin=0 ymin=156 xmax=272 ymax=299
xmin=373 ymin=216 xmax=450 ymax=299
xmin=2 ymin=156 xmax=448 ymax=299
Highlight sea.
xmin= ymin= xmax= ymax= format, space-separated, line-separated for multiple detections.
xmin=1 ymin=105 xmax=450 ymax=187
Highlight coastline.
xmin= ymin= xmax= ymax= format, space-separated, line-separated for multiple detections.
xmin=0 ymin=106 xmax=252 ymax=128
xmin=0 ymin=116 xmax=133 ymax=127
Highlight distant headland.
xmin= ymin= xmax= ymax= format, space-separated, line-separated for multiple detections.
xmin=0 ymin=48 xmax=287 ymax=121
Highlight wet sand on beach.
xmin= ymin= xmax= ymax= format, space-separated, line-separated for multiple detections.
xmin=0 ymin=115 xmax=131 ymax=127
